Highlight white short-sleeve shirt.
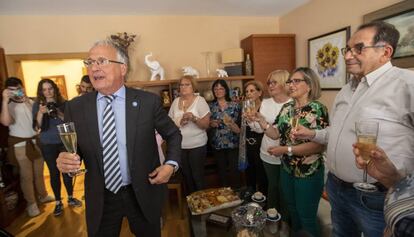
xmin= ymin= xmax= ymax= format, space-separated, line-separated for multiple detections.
xmin=168 ymin=95 xmax=210 ymax=149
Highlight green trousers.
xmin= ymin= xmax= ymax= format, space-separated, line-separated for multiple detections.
xmin=280 ymin=166 xmax=324 ymax=237
xmin=262 ymin=161 xmax=289 ymax=221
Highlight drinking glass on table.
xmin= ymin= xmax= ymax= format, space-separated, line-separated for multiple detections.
xmin=353 ymin=121 xmax=379 ymax=192
xmin=57 ymin=122 xmax=87 ymax=177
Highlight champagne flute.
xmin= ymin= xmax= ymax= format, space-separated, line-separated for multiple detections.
xmin=57 ymin=122 xmax=87 ymax=177
xmin=181 ymin=99 xmax=187 ymax=112
xmin=223 ymin=112 xmax=233 ymax=126
xmin=289 ymin=107 xmax=299 ymax=129
xmin=243 ymin=99 xmax=256 ymax=116
xmin=353 ymin=121 xmax=379 ymax=192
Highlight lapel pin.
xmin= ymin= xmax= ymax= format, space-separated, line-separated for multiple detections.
xmin=132 ymin=101 xmax=138 ymax=107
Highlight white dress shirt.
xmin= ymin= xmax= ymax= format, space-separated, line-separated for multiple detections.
xmin=314 ymin=62 xmax=414 ymax=183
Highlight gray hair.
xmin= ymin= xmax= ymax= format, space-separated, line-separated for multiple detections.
xmin=91 ymin=39 xmax=130 ymax=72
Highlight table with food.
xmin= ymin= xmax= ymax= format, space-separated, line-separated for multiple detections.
xmin=186 ymin=187 xmax=282 ymax=237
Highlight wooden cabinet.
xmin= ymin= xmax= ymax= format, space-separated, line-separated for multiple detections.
xmin=125 ymin=76 xmax=254 ymax=106
xmin=241 ymin=34 xmax=296 ymax=88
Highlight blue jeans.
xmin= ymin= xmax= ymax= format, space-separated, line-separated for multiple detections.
xmin=326 ymin=172 xmax=386 ymax=237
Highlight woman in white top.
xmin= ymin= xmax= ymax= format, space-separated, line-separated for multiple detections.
xmin=168 ymin=76 xmax=210 ymax=193
xmin=248 ymin=70 xmax=291 ymax=214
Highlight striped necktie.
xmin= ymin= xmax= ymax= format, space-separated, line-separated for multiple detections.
xmin=102 ymin=95 xmax=122 ymax=193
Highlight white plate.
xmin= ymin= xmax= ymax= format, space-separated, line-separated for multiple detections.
xmin=251 ymin=195 xmax=266 ymax=203
xmin=266 ymin=213 xmax=281 ymax=222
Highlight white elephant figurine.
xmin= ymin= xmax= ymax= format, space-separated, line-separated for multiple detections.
xmin=144 ymin=53 xmax=165 ymax=81
xmin=182 ymin=66 xmax=199 ymax=78
xmin=216 ymin=69 xmax=228 ymax=78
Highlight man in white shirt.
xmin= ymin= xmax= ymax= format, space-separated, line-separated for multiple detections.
xmin=293 ymin=21 xmax=414 ymax=237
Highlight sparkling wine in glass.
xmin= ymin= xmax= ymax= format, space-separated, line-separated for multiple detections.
xmin=181 ymin=99 xmax=187 ymax=112
xmin=243 ymin=99 xmax=256 ymax=116
xmin=353 ymin=121 xmax=379 ymax=192
xmin=223 ymin=112 xmax=233 ymax=126
xmin=291 ymin=117 xmax=299 ymax=129
xmin=57 ymin=122 xmax=87 ymax=177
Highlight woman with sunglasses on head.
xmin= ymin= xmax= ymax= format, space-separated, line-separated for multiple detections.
xmin=209 ymin=79 xmax=241 ymax=188
xmin=243 ymin=80 xmax=268 ymax=195
xmin=168 ymin=75 xmax=210 ymax=193
xmin=33 ymin=79 xmax=82 ymax=217
xmin=251 ymin=67 xmax=329 ymax=237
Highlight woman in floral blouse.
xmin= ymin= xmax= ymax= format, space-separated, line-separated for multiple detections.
xmin=209 ymin=79 xmax=241 ymax=187
xmin=253 ymin=67 xmax=329 ymax=237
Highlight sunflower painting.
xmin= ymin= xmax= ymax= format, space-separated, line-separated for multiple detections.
xmin=315 ymin=43 xmax=340 ymax=77
xmin=308 ymin=27 xmax=350 ymax=89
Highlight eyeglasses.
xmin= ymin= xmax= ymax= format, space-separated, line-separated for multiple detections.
xmin=83 ymin=57 xmax=124 ymax=67
xmin=340 ymin=43 xmax=386 ymax=56
xmin=267 ymin=80 xmax=278 ymax=86
xmin=286 ymin=79 xmax=306 ymax=85
xmin=245 ymin=89 xmax=258 ymax=93
xmin=179 ymin=83 xmax=192 ymax=87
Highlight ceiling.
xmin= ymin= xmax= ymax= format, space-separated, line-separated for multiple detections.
xmin=0 ymin=0 xmax=310 ymax=16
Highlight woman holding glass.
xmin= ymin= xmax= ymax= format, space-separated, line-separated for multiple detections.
xmin=33 ymin=79 xmax=82 ymax=216
xmin=209 ymin=79 xmax=241 ymax=188
xmin=168 ymin=76 xmax=210 ymax=193
xmin=254 ymin=67 xmax=329 ymax=237
xmin=247 ymin=70 xmax=291 ymax=217
xmin=243 ymin=80 xmax=267 ymax=194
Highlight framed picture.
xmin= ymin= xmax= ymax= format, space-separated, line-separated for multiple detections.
xmin=308 ymin=27 xmax=350 ymax=89
xmin=41 ymin=75 xmax=68 ymax=99
xmin=364 ymin=0 xmax=414 ymax=68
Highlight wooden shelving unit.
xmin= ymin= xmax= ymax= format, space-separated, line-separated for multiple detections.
xmin=125 ymin=76 xmax=255 ymax=106
xmin=125 ymin=75 xmax=254 ymax=88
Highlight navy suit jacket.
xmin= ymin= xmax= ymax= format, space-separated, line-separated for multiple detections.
xmin=65 ymin=87 xmax=182 ymax=236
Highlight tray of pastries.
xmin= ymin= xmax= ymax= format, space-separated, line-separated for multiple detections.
xmin=187 ymin=187 xmax=243 ymax=215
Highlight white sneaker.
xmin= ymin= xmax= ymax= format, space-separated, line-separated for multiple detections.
xmin=27 ymin=203 xmax=40 ymax=217
xmin=39 ymin=195 xmax=55 ymax=203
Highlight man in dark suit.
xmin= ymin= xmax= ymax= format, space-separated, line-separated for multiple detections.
xmin=56 ymin=39 xmax=182 ymax=237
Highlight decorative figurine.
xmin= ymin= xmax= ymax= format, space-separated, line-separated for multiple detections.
xmin=161 ymin=89 xmax=171 ymax=107
xmin=182 ymin=66 xmax=199 ymax=78
xmin=144 ymin=53 xmax=165 ymax=81
xmin=216 ymin=69 xmax=228 ymax=78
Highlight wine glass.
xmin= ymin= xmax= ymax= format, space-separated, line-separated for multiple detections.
xmin=223 ymin=112 xmax=233 ymax=126
xmin=290 ymin=107 xmax=299 ymax=130
xmin=56 ymin=122 xmax=87 ymax=177
xmin=353 ymin=121 xmax=379 ymax=192
xmin=243 ymin=99 xmax=256 ymax=117
xmin=181 ymin=99 xmax=187 ymax=112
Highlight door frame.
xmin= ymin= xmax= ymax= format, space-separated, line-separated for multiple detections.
xmin=5 ymin=52 xmax=87 ymax=88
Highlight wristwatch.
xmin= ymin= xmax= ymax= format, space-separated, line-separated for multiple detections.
xmin=287 ymin=146 xmax=293 ymax=156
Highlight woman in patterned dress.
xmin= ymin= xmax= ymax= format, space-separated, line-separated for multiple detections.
xmin=251 ymin=67 xmax=329 ymax=237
